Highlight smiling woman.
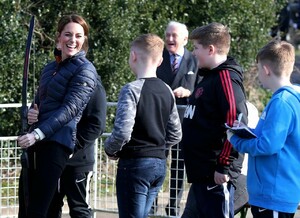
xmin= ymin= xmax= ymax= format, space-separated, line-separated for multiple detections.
xmin=17 ymin=14 xmax=98 ymax=218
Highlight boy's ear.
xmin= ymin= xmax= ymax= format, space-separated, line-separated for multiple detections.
xmin=208 ymin=44 xmax=215 ymax=55
xmin=157 ymin=57 xmax=163 ymax=67
xmin=263 ymin=64 xmax=271 ymax=76
xmin=131 ymin=50 xmax=137 ymax=61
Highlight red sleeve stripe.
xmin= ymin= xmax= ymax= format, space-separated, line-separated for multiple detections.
xmin=221 ymin=140 xmax=232 ymax=165
xmin=219 ymin=70 xmax=237 ymax=165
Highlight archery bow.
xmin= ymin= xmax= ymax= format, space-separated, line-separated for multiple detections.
xmin=21 ymin=16 xmax=35 ymax=133
xmin=20 ymin=15 xmax=35 ymax=216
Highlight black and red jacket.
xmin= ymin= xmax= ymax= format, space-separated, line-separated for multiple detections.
xmin=181 ymin=56 xmax=248 ymax=184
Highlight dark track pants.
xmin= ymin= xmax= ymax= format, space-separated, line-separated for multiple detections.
xmin=47 ymin=168 xmax=93 ymax=218
xmin=182 ymin=182 xmax=235 ymax=218
xmin=251 ymin=206 xmax=295 ymax=218
xmin=18 ymin=141 xmax=70 ymax=218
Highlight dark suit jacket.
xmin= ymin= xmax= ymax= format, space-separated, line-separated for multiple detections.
xmin=157 ymin=48 xmax=199 ymax=116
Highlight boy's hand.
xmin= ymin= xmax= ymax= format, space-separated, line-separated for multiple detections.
xmin=107 ymin=155 xmax=119 ymax=161
xmin=214 ymin=171 xmax=229 ymax=185
xmin=104 ymin=147 xmax=119 ymax=160
xmin=232 ymin=120 xmax=246 ymax=128
xmin=226 ymin=129 xmax=234 ymax=141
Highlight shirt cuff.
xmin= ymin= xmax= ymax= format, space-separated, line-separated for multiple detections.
xmin=34 ymin=128 xmax=45 ymax=140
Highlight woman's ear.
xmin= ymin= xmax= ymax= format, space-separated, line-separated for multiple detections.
xmin=56 ymin=42 xmax=62 ymax=50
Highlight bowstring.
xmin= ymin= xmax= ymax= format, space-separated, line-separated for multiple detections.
xmin=33 ymin=28 xmax=35 ymax=105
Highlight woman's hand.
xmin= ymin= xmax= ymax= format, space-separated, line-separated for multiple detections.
xmin=28 ymin=104 xmax=39 ymax=125
xmin=17 ymin=133 xmax=36 ymax=148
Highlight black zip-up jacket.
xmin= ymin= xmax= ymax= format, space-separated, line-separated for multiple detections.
xmin=181 ymin=57 xmax=248 ymax=185
xmin=67 ymin=76 xmax=107 ymax=172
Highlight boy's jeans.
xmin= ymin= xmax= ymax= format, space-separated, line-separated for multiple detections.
xmin=116 ymin=157 xmax=166 ymax=218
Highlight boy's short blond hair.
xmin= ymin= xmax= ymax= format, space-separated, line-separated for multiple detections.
xmin=256 ymin=40 xmax=295 ymax=77
xmin=130 ymin=33 xmax=164 ymax=62
xmin=189 ymin=22 xmax=230 ymax=55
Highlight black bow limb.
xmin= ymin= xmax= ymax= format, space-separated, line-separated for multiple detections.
xmin=20 ymin=15 xmax=35 ymax=217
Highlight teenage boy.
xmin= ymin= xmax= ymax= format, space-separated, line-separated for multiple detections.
xmin=181 ymin=22 xmax=248 ymax=218
xmin=104 ymin=33 xmax=182 ymax=218
xmin=227 ymin=39 xmax=300 ymax=218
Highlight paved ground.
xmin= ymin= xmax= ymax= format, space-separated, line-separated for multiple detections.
xmin=61 ymin=209 xmax=300 ymax=218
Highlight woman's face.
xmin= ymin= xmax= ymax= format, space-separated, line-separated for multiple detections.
xmin=57 ymin=22 xmax=85 ymax=61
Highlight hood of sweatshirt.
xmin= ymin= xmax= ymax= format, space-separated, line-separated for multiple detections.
xmin=198 ymin=56 xmax=244 ymax=81
xmin=276 ymin=85 xmax=300 ymax=102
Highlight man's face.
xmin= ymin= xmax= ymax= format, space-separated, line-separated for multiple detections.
xmin=165 ymin=25 xmax=187 ymax=54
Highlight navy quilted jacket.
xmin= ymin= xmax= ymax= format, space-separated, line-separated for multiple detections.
xmin=31 ymin=51 xmax=97 ymax=152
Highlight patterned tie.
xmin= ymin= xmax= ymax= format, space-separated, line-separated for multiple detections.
xmin=172 ymin=54 xmax=179 ymax=73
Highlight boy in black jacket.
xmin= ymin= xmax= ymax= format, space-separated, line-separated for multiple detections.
xmin=181 ymin=22 xmax=248 ymax=218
